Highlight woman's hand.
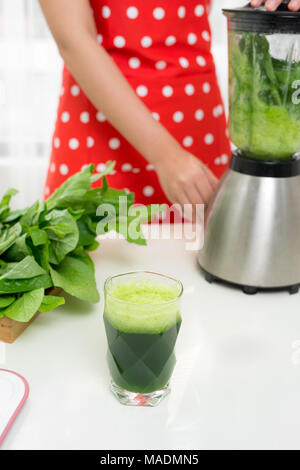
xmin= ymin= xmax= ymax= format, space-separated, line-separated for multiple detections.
xmin=155 ymin=147 xmax=218 ymax=213
xmin=250 ymin=0 xmax=300 ymax=11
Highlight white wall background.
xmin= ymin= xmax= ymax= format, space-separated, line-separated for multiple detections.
xmin=0 ymin=0 xmax=242 ymax=208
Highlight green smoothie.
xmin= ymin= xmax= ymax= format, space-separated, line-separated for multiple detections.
xmin=104 ymin=278 xmax=182 ymax=394
xmin=229 ymin=31 xmax=300 ymax=160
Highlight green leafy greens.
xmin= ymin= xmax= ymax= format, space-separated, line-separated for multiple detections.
xmin=0 ymin=164 xmax=161 ymax=324
xmin=229 ymin=32 xmax=300 ymax=159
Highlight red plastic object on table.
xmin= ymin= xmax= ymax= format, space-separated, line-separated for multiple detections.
xmin=0 ymin=369 xmax=29 ymax=446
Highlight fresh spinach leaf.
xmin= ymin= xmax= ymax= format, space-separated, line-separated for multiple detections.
xmin=0 ymin=189 xmax=18 ymax=209
xmin=44 ymin=209 xmax=79 ymax=264
xmin=0 ymin=223 xmax=22 ymax=256
xmin=4 ymin=233 xmax=31 ymax=262
xmin=20 ymin=201 xmax=44 ymax=229
xmin=0 ymin=296 xmax=15 ymax=308
xmin=50 ymin=253 xmax=99 ymax=303
xmin=28 ymin=241 xmax=50 ymax=272
xmin=0 ymin=163 xmax=157 ymax=320
xmin=3 ymin=288 xmax=44 ymax=322
xmin=39 ymin=295 xmax=65 ymax=313
xmin=77 ymin=215 xmax=97 ymax=248
xmin=0 ymin=256 xmax=47 ymax=280
xmin=29 ymin=227 xmax=48 ymax=247
xmin=2 ymin=209 xmax=25 ymax=224
xmin=46 ymin=165 xmax=95 ymax=211
xmin=0 ymin=274 xmax=52 ymax=294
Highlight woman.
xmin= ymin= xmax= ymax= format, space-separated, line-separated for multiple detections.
xmin=40 ymin=0 xmax=298 ymax=209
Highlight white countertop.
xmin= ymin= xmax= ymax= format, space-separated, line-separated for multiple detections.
xmin=1 ymin=226 xmax=300 ymax=451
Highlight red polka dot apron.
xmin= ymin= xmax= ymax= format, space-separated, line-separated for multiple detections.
xmin=45 ymin=0 xmax=231 ymax=205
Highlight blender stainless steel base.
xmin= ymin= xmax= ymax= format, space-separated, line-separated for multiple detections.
xmin=198 ymin=154 xmax=300 ymax=294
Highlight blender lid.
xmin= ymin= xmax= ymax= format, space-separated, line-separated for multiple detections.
xmin=223 ymin=1 xmax=300 ymax=33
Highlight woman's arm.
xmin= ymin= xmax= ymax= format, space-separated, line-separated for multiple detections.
xmin=250 ymin=0 xmax=300 ymax=10
xmin=39 ymin=0 xmax=217 ymax=210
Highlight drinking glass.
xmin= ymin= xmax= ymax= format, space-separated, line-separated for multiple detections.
xmin=103 ymin=271 xmax=183 ymax=407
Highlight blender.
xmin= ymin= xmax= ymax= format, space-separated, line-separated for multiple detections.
xmin=198 ymin=1 xmax=300 ymax=294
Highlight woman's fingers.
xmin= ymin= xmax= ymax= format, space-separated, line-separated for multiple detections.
xmin=250 ymin=0 xmax=265 ymax=7
xmin=250 ymin=0 xmax=300 ymax=11
xmin=202 ymin=164 xmax=219 ymax=191
xmin=183 ymin=190 xmax=201 ymax=222
xmin=195 ymin=178 xmax=214 ymax=205
xmin=287 ymin=0 xmax=300 ymax=11
xmin=265 ymin=0 xmax=287 ymax=10
xmin=183 ymin=185 xmax=202 ymax=205
xmin=175 ymin=190 xmax=197 ymax=221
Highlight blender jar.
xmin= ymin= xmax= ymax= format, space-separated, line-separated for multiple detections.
xmin=223 ymin=2 xmax=300 ymax=160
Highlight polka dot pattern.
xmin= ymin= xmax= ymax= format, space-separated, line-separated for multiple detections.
xmin=202 ymin=31 xmax=210 ymax=42
xmin=195 ymin=5 xmax=204 ymax=17
xmin=162 ymin=86 xmax=173 ymax=98
xmin=203 ymin=82 xmax=211 ymax=94
xmin=173 ymin=111 xmax=184 ymax=123
xmin=143 ymin=186 xmax=154 ymax=197
xmin=109 ymin=138 xmax=121 ymax=150
xmin=122 ymin=163 xmax=132 ymax=172
xmin=54 ymin=138 xmax=60 ymax=149
xmin=183 ymin=136 xmax=194 ymax=148
xmin=215 ymin=154 xmax=229 ymax=166
xmin=80 ymin=112 xmax=90 ymax=123
xmin=196 ymin=56 xmax=206 ymax=67
xmin=141 ymin=36 xmax=152 ymax=48
xmin=127 ymin=6 xmax=138 ymax=19
xmin=114 ymin=36 xmax=126 ymax=48
xmin=136 ymin=85 xmax=148 ymax=97
xmin=87 ymin=136 xmax=95 ymax=148
xmin=187 ymin=33 xmax=197 ymax=45
xmin=96 ymin=111 xmax=106 ymax=122
xmin=155 ymin=61 xmax=167 ymax=70
xmin=97 ymin=163 xmax=106 ymax=173
xmin=69 ymin=138 xmax=79 ymax=150
xmin=153 ymin=7 xmax=165 ymax=20
xmin=129 ymin=57 xmax=140 ymax=69
xmin=179 ymin=57 xmax=189 ymax=69
xmin=185 ymin=84 xmax=195 ymax=96
xmin=102 ymin=6 xmax=111 ymax=18
xmin=204 ymin=133 xmax=214 ymax=145
xmin=71 ymin=85 xmax=80 ymax=96
xmin=46 ymin=2 xmax=231 ymax=205
xmin=195 ymin=109 xmax=204 ymax=121
xmin=61 ymin=112 xmax=70 ymax=123
xmin=60 ymin=164 xmax=69 ymax=176
xmin=165 ymin=35 xmax=176 ymax=46
xmin=178 ymin=6 xmax=186 ymax=18
xmin=213 ymin=105 xmax=223 ymax=117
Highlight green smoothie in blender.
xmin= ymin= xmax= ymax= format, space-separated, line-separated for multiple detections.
xmin=229 ymin=31 xmax=300 ymax=160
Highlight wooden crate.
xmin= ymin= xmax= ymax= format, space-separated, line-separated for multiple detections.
xmin=0 ymin=288 xmax=62 ymax=344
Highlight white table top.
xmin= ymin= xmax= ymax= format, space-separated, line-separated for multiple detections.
xmin=2 ymin=226 xmax=300 ymax=450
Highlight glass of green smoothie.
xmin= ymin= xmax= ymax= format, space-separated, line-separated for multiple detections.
xmin=103 ymin=271 xmax=183 ymax=407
